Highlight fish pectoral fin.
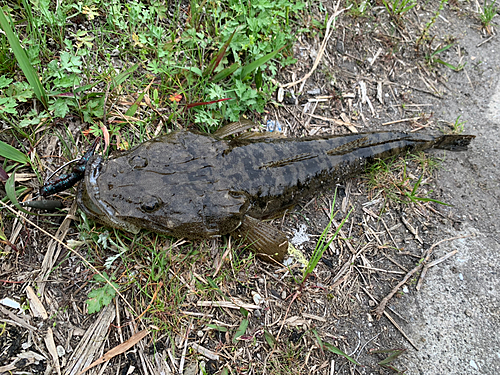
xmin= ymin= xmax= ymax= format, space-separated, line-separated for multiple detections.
xmin=213 ymin=119 xmax=256 ymax=139
xmin=232 ymin=216 xmax=288 ymax=262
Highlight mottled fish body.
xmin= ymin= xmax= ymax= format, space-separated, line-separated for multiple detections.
xmin=77 ymin=128 xmax=474 ymax=261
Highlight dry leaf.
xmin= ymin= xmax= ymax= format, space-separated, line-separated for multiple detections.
xmin=78 ymin=329 xmax=149 ymax=375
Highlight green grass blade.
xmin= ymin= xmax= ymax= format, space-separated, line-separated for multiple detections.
xmin=212 ymin=62 xmax=240 ymax=83
xmin=204 ymin=29 xmax=237 ymax=77
xmin=125 ymin=91 xmax=146 ymax=117
xmin=0 ymin=8 xmax=48 ymax=108
xmin=0 ymin=140 xmax=30 ymax=164
xmin=240 ymin=46 xmax=285 ymax=79
xmin=5 ymin=171 xmax=32 ymax=215
xmin=232 ymin=318 xmax=249 ymax=344
xmin=323 ymin=342 xmax=360 ymax=365
xmin=112 ymin=64 xmax=139 ymax=88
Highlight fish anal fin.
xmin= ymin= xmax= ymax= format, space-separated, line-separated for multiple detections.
xmin=232 ymin=216 xmax=288 ymax=262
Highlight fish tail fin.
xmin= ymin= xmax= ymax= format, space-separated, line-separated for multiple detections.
xmin=233 ymin=216 xmax=288 ymax=262
xmin=434 ymin=134 xmax=475 ymax=151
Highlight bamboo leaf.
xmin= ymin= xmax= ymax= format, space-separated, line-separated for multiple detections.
xmin=0 ymin=140 xmax=30 ymax=164
xmin=5 ymin=171 xmax=32 ymax=215
xmin=0 ymin=8 xmax=48 ymax=107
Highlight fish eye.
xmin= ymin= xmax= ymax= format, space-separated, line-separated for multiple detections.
xmin=141 ymin=196 xmax=162 ymax=213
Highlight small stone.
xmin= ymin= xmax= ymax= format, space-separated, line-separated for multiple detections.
xmin=402 ymin=286 xmax=409 ymax=294
xmin=277 ymin=87 xmax=284 ymax=102
xmin=470 ymin=359 xmax=479 ymax=370
xmin=254 ymin=309 xmax=261 ymax=318
xmin=465 ymin=309 xmax=473 ymax=317
xmin=459 ymin=273 xmax=464 ymax=281
xmin=306 ymin=88 xmax=321 ymax=95
xmin=197 ymin=330 xmax=204 ymax=338
xmin=281 ymin=291 xmax=287 ymax=299
xmin=57 ymin=345 xmax=65 ymax=357
xmin=252 ymin=291 xmax=263 ymax=305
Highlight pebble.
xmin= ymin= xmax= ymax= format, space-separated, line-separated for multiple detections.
xmin=402 ymin=286 xmax=409 ymax=294
xmin=306 ymin=88 xmax=321 ymax=95
xmin=197 ymin=330 xmax=204 ymax=338
xmin=465 ymin=309 xmax=473 ymax=317
xmin=252 ymin=291 xmax=263 ymax=305
xmin=459 ymin=273 xmax=464 ymax=281
xmin=281 ymin=290 xmax=287 ymax=299
xmin=470 ymin=359 xmax=479 ymax=370
xmin=57 ymin=345 xmax=65 ymax=357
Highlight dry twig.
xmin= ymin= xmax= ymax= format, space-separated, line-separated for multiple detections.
xmin=374 ymin=235 xmax=469 ymax=319
xmin=280 ymin=1 xmax=344 ymax=91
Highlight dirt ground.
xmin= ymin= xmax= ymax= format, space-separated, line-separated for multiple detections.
xmin=1 ymin=1 xmax=500 ymax=375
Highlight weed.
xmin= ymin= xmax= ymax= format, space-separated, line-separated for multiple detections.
xmin=479 ymin=0 xmax=498 ymax=34
xmin=439 ymin=115 xmax=466 ymax=134
xmin=450 ymin=115 xmax=466 ymax=134
xmin=86 ymin=272 xmax=119 ymax=313
xmin=366 ymin=153 xmax=448 ymax=207
xmin=369 ymin=348 xmax=407 ymax=373
xmin=1 ymin=0 xmax=304 ymax=151
xmin=424 ymin=42 xmax=466 ymax=71
xmin=382 ymin=0 xmax=416 ymax=20
xmin=302 ymin=190 xmax=352 ymax=284
xmin=347 ymin=0 xmax=371 ymax=18
xmin=416 ymin=0 xmax=448 ymax=47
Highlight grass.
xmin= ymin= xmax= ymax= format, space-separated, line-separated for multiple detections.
xmin=479 ymin=0 xmax=498 ymax=34
xmin=366 ymin=152 xmax=447 ymax=207
xmin=347 ymin=0 xmax=371 ymax=18
xmin=302 ymin=190 xmax=352 ymax=284
xmin=1 ymin=0 xmax=304 ymax=155
xmin=381 ymin=0 xmax=416 ymax=24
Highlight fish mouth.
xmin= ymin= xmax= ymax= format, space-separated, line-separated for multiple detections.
xmin=76 ymin=155 xmax=140 ymax=234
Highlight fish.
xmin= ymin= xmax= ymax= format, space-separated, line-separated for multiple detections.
xmin=76 ymin=121 xmax=475 ymax=262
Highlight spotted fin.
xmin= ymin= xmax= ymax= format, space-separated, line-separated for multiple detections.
xmin=233 ymin=216 xmax=288 ymax=262
xmin=213 ymin=119 xmax=256 ymax=139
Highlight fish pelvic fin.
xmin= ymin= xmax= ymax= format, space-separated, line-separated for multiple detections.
xmin=434 ymin=134 xmax=476 ymax=151
xmin=233 ymin=216 xmax=288 ymax=262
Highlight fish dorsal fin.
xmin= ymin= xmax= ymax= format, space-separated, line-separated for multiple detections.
xmin=326 ymin=136 xmax=370 ymax=155
xmin=235 ymin=131 xmax=284 ymax=140
xmin=213 ymin=119 xmax=257 ymax=139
